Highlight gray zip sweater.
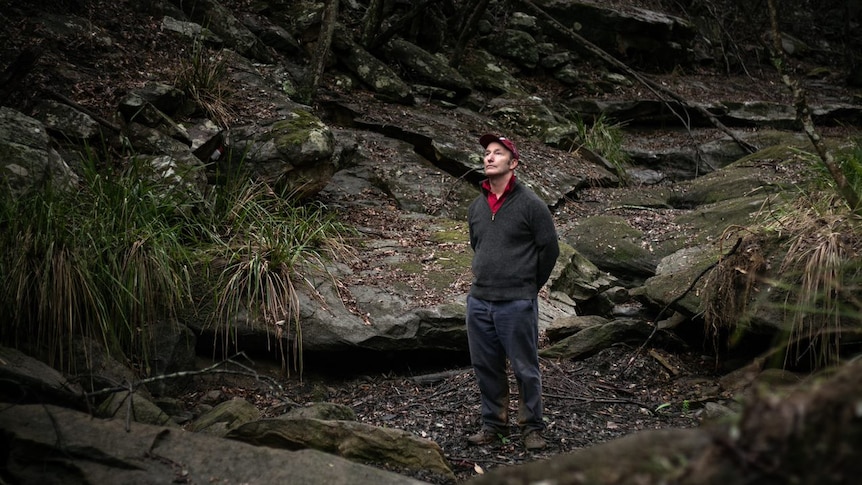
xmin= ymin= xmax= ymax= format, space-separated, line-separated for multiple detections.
xmin=468 ymin=179 xmax=560 ymax=301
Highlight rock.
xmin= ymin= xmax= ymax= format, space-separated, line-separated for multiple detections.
xmin=540 ymin=318 xmax=654 ymax=359
xmin=227 ymin=417 xmax=455 ymax=481
xmin=189 ymin=397 xmax=261 ymax=436
xmin=0 ymin=404 xmax=430 ymax=484
xmin=563 ymin=214 xmax=660 ymax=286
xmin=459 ymin=47 xmax=527 ymax=96
xmin=379 ymin=38 xmax=472 ymax=98
xmin=536 ymin=0 xmax=697 ymax=70
xmin=228 ymin=108 xmax=338 ymax=198
xmin=331 ymin=27 xmax=415 ymax=105
xmin=0 ymin=107 xmax=78 ymax=195
xmin=30 ymin=99 xmax=102 ymax=141
xmin=281 ymin=402 xmax=357 ymax=421
xmin=545 ymin=314 xmax=610 ymax=342
xmin=0 ymin=346 xmax=85 ymax=410
xmin=96 ymin=390 xmax=176 ymax=426
xmin=174 ymin=0 xmax=271 ymax=63
xmin=482 ymin=29 xmax=541 ymax=69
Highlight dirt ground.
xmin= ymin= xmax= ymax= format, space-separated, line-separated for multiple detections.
xmin=184 ymin=342 xmax=719 ymax=483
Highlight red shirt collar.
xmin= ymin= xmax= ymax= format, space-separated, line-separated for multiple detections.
xmin=482 ymin=175 xmax=516 ymax=214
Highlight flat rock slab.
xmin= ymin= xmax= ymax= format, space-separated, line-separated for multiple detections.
xmin=0 ymin=404 xmax=430 ymax=485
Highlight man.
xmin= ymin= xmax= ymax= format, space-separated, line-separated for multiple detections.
xmin=465 ymin=134 xmax=560 ymax=451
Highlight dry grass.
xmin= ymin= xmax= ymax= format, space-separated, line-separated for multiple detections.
xmin=701 ymin=228 xmax=768 ymax=358
xmin=777 ymin=194 xmax=862 ymax=368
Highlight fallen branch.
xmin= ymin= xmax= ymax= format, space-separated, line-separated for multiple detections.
xmin=543 ymin=391 xmax=647 ymax=408
xmin=411 ymin=368 xmax=470 ymax=386
xmin=649 ymin=349 xmax=679 ymax=376
xmin=46 ymin=89 xmax=121 ymax=133
xmin=85 ymin=352 xmax=288 ymax=399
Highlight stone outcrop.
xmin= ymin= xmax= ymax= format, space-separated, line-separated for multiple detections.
xmin=0 ymin=402 xmax=431 ymax=485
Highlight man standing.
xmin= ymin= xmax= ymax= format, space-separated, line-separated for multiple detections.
xmin=466 ymin=134 xmax=560 ymax=451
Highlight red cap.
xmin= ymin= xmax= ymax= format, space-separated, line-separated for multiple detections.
xmin=479 ymin=134 xmax=520 ymax=160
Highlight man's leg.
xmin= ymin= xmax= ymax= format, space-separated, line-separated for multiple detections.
xmin=466 ymin=295 xmax=509 ymax=432
xmin=495 ymin=298 xmax=543 ymax=433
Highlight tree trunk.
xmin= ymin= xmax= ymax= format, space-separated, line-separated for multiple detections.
xmin=360 ymin=0 xmax=384 ymax=48
xmin=308 ymin=0 xmax=340 ymax=101
xmin=449 ymin=0 xmax=490 ymax=69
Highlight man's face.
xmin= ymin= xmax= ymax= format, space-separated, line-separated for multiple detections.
xmin=483 ymin=141 xmax=517 ymax=176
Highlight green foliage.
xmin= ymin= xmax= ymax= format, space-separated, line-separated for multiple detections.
xmin=837 ymin=139 xmax=862 ymax=202
xmin=0 ymin=157 xmax=193 ymax=371
xmin=198 ymin=176 xmax=355 ymax=375
xmin=0 ymin=151 xmax=354 ymax=377
xmin=570 ymin=113 xmax=631 ymax=185
xmin=798 ymin=138 xmax=862 ymax=205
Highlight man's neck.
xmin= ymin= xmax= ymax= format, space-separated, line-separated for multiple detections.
xmin=487 ymin=172 xmax=513 ymax=196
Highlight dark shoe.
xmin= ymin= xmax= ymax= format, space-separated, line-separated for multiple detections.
xmin=467 ymin=428 xmax=501 ymax=446
xmin=523 ymin=430 xmax=547 ymax=450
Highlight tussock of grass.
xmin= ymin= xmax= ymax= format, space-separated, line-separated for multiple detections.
xmin=0 ymin=156 xmax=354 ymax=376
xmin=776 ymin=196 xmax=861 ymax=369
xmin=569 ymin=113 xmax=631 ymax=185
xmin=702 ymin=140 xmax=862 ymax=369
xmin=202 ymin=179 xmax=355 ymax=375
xmin=175 ymin=39 xmax=234 ymax=128
xmin=0 ymin=159 xmax=193 ymax=371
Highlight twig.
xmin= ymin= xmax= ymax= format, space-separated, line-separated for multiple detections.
xmin=603 ymin=205 xmax=665 ymax=213
xmin=411 ymin=368 xmax=470 ymax=385
xmin=543 ymin=392 xmax=647 ymax=408
xmin=649 ymin=349 xmax=679 ymax=376
xmin=85 ymin=352 xmax=285 ymax=399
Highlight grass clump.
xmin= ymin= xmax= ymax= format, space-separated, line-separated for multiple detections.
xmin=702 ymin=141 xmax=862 ymax=370
xmin=569 ymin=113 xmax=631 ymax=185
xmin=200 ymin=176 xmax=355 ymax=375
xmin=0 ymin=158 xmax=194 ymax=371
xmin=0 ymin=152 xmax=354 ymax=377
xmin=175 ymin=38 xmax=234 ymax=128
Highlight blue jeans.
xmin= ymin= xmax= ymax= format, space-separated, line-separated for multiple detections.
xmin=466 ymin=295 xmax=543 ymax=433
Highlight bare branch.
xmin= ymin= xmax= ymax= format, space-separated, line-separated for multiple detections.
xmin=765 ymin=0 xmax=861 ymax=214
xmin=85 ymin=352 xmax=288 ymax=400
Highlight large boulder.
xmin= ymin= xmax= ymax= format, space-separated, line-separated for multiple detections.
xmin=331 ymin=27 xmax=415 ymax=105
xmin=228 ymin=108 xmax=338 ymax=197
